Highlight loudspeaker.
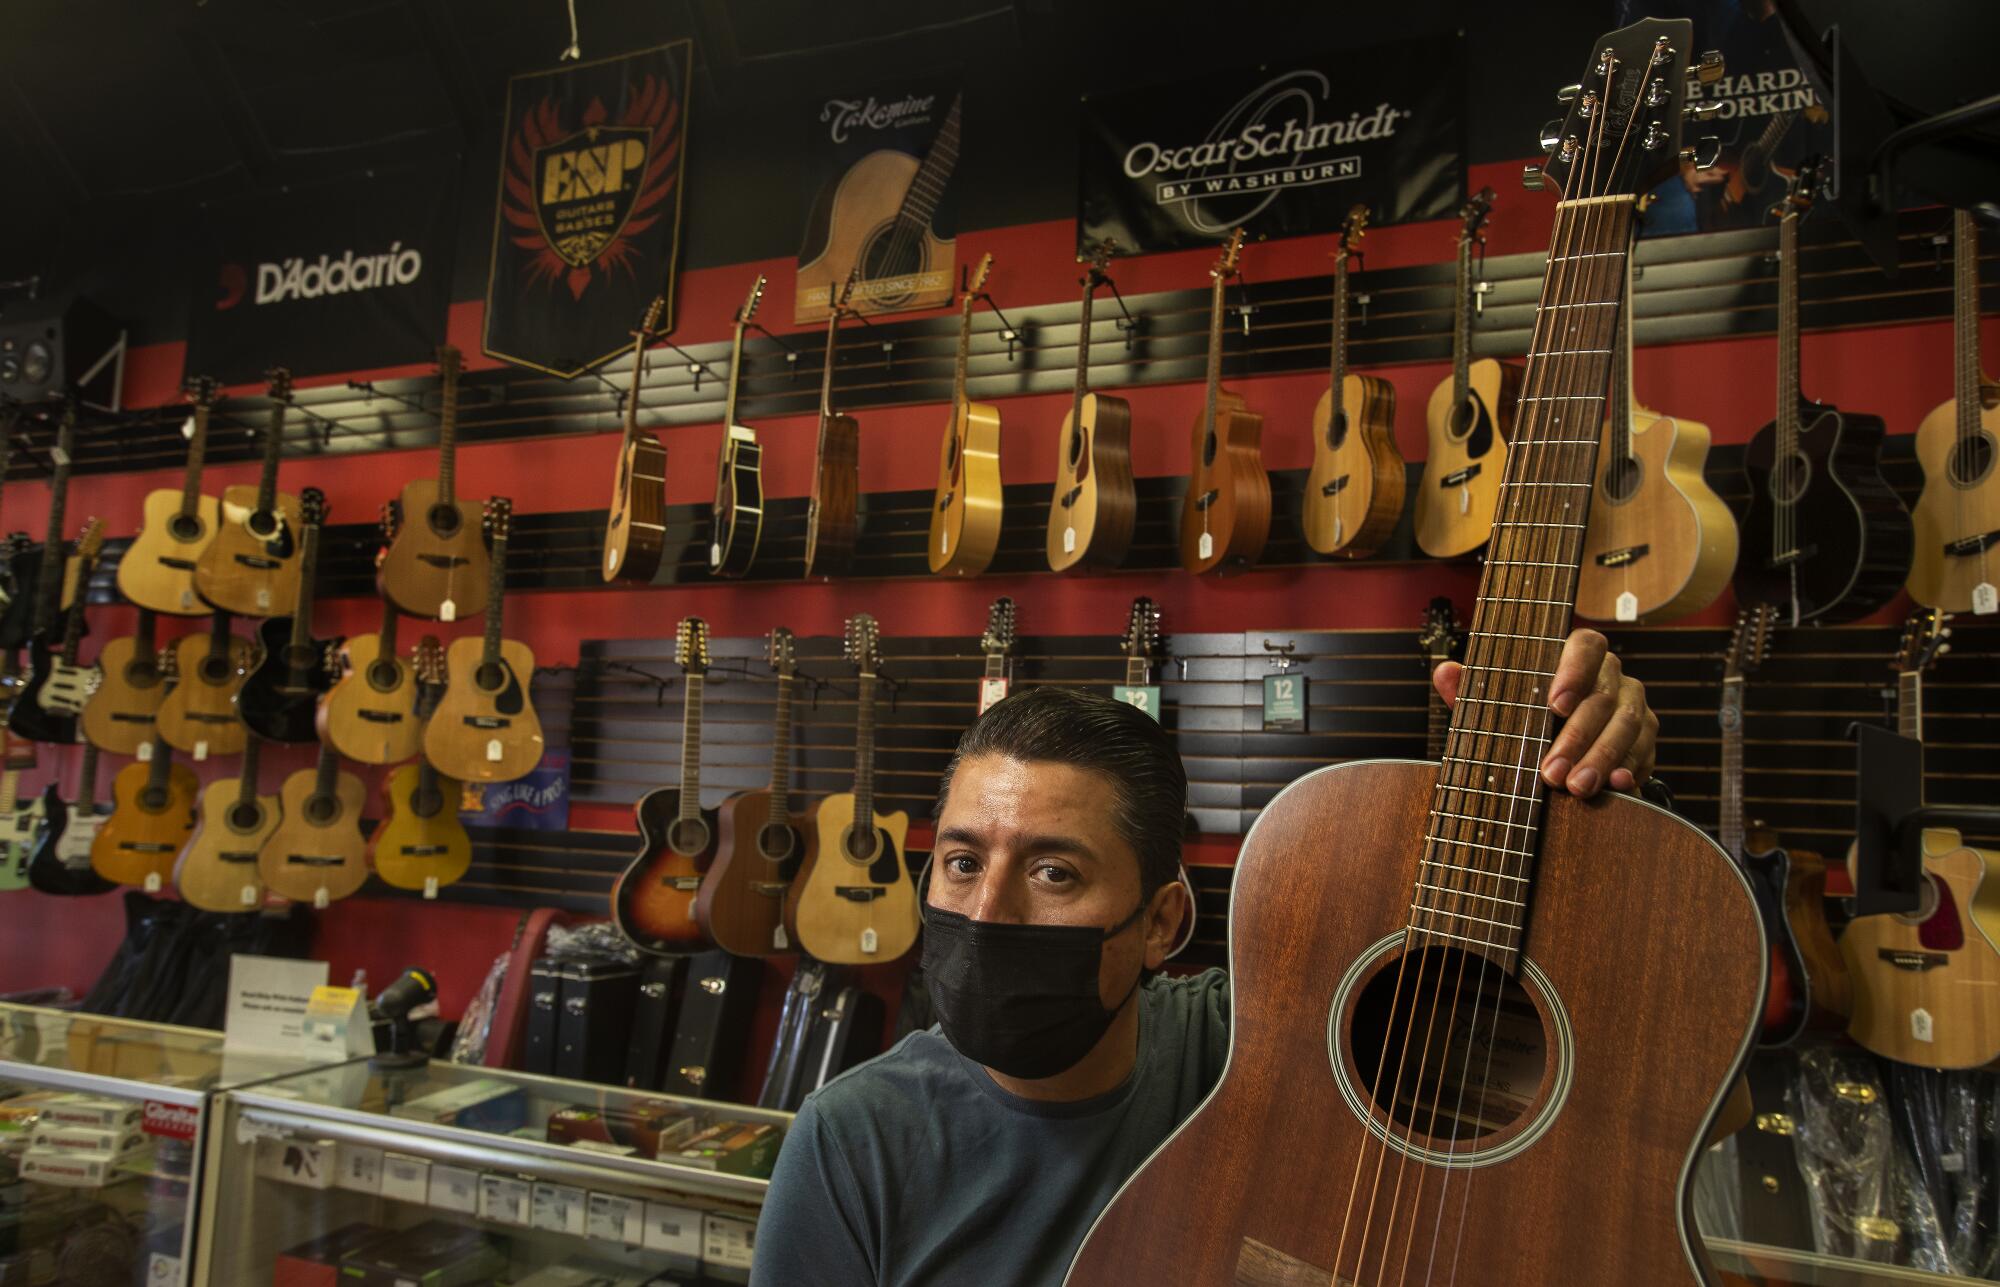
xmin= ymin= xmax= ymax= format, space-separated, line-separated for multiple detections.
xmin=0 ymin=298 xmax=121 ymax=405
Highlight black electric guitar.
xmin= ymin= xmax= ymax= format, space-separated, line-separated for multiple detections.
xmin=709 ymin=275 xmax=767 ymax=578
xmin=237 ymin=488 xmax=335 ymax=743
xmin=25 ymin=742 xmax=114 ymax=896
xmin=0 ymin=403 xmax=78 ymax=655
xmin=10 ymin=519 xmax=106 ymax=745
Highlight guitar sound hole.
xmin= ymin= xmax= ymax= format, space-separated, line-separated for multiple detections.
xmin=1447 ymin=396 xmax=1478 ymax=442
xmin=1601 ymin=454 xmax=1642 ymax=503
xmin=366 ymin=660 xmax=401 ymax=692
xmin=844 ymin=824 xmax=878 ymax=863
xmin=428 ymin=504 xmax=461 ymax=537
xmin=1346 ymin=945 xmax=1547 ymax=1142
xmin=668 ymin=817 xmax=710 ymax=855
xmin=227 ymin=803 xmax=263 ymax=831
xmin=1327 ymin=409 xmax=1349 ymax=451
xmin=945 ymin=435 xmax=961 ymax=475
xmin=475 ymin=662 xmax=505 ymax=692
xmin=758 ymin=824 xmax=795 ymax=863
xmin=247 ymin=510 xmax=280 ymax=540
xmin=1770 ymin=451 xmax=1812 ymax=504
xmin=305 ymin=796 xmax=337 ymax=826
xmin=200 ymin=654 xmax=231 ymax=684
xmin=1949 ymin=432 xmax=1996 ymax=488
xmin=168 ymin=513 xmax=204 ymax=543
xmin=858 ymin=224 xmax=926 ymax=305
xmin=140 ymin=788 xmax=168 ymax=812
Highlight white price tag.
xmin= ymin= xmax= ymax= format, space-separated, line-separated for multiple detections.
xmin=977 ymin=676 xmax=1010 ymax=715
xmin=193 ymin=740 xmax=208 ymax=762
xmin=860 ymin=927 xmax=878 ymax=955
xmin=439 ymin=599 xmax=456 ymax=622
xmin=1911 ymin=1008 xmax=1935 ymax=1044
xmin=605 ymin=548 xmax=619 ymax=572
xmin=312 ymin=887 xmax=329 ymax=910
xmin=145 ymin=1252 xmax=182 ymax=1287
xmin=939 ymin=528 xmax=949 ymax=556
xmin=179 ymin=589 xmax=195 ymax=610
xmin=254 ymin=588 xmax=271 ymax=612
xmin=427 ymin=1164 xmax=479 ymax=1213
xmin=702 ymin=1213 xmax=757 ymax=1270
xmin=240 ymin=884 xmax=258 ymax=906
xmin=337 ymin=1143 xmax=383 ymax=1194
xmin=486 ymin=738 xmax=503 ymax=762
xmin=479 ymin=1175 xmax=532 ymax=1226
xmin=1063 ymin=526 xmax=1076 ymax=554
xmin=531 ymin=1182 xmax=587 ymax=1235
xmin=137 ymin=741 xmax=154 ymax=762
xmin=50 ymin=445 xmax=70 ymax=468
xmin=1615 ymin=591 xmax=1638 ymax=623
xmin=709 ymin=541 xmax=723 ymax=566
xmin=587 ymin=1192 xmax=646 ymax=1245
xmin=1459 ymin=486 xmax=1471 ymax=515
xmin=772 ymin=926 xmax=788 ymax=950
xmin=1974 ymin=582 xmax=1998 ymax=616
xmin=643 ymin=1202 xmax=703 ymax=1259
xmin=380 ymin=1153 xmax=429 ymax=1203
xmin=423 ymin=876 xmax=438 ymax=900
xmin=144 ymin=872 xmax=162 ymax=893
xmin=1198 ymin=532 xmax=1212 ymax=561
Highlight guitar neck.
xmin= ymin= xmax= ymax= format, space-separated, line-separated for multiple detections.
xmin=1201 ymin=271 xmax=1227 ymax=452
xmin=34 ymin=409 xmax=75 ymax=634
xmin=145 ymin=737 xmax=173 ymax=798
xmin=437 ymin=359 xmax=460 ymax=507
xmin=481 ymin=533 xmax=509 ymax=668
xmin=678 ymin=673 xmax=704 ymax=822
xmin=378 ymin=597 xmax=399 ymax=659
xmin=1719 ymin=678 xmax=1745 ymax=859
xmin=1611 ymin=251 xmax=1635 ymax=461
xmin=311 ymin=742 xmax=339 ymax=804
xmin=135 ymin=608 xmax=157 ymax=659
xmin=853 ymin=672 xmax=878 ymax=825
xmin=256 ymin=395 xmax=287 ymax=514
xmin=1776 ymin=211 xmax=1801 ymax=453
xmin=899 ymin=95 xmax=961 ymax=232
xmin=818 ymin=306 xmax=842 ymax=422
xmin=236 ymin=736 xmax=262 ymax=808
xmin=179 ymin=400 xmax=212 ymax=518
xmin=1450 ymin=236 xmax=1474 ymax=406
xmin=1898 ymin=670 xmax=1923 ymax=744
xmin=289 ymin=524 xmax=321 ymax=649
xmin=767 ymin=673 xmax=794 ymax=828
xmin=58 ymin=551 xmax=92 ymax=656
xmin=622 ymin=335 xmax=648 ymax=450
xmin=0 ymin=769 xmax=16 ymax=815
xmin=1955 ymin=209 xmax=1981 ymax=445
xmin=952 ymin=296 xmax=976 ymax=407
xmin=1071 ymin=270 xmax=1096 ymax=428
xmin=722 ymin=322 xmax=749 ymax=431
xmin=78 ymin=742 xmax=100 ymax=807
xmin=1329 ymin=248 xmax=1351 ymax=424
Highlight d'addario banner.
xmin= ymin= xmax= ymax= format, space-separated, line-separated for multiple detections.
xmin=186 ymin=165 xmax=456 ymax=384
xmin=1079 ymin=38 xmax=1464 ymax=255
xmin=484 ymin=41 xmax=691 ymax=379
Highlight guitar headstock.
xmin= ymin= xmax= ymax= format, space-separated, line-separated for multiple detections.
xmin=266 ymin=368 xmax=294 ymax=403
xmin=183 ymin=375 xmax=219 ymax=408
xmin=979 ymin=597 xmax=1017 ymax=658
xmin=767 ymin=626 xmax=796 ymax=678
xmin=675 ymin=617 xmax=711 ymax=676
xmin=1338 ymin=205 xmax=1370 ymax=257
xmin=436 ymin=345 xmax=461 ymax=380
xmin=1122 ymin=597 xmax=1161 ymax=661
xmin=482 ymin=496 xmax=513 ymax=542
xmin=737 ymin=275 xmax=767 ymax=326
xmin=1458 ymin=187 xmax=1497 ymax=244
xmin=1212 ymin=229 xmax=1246 ymax=280
xmin=414 ymin=635 xmax=447 ymax=715
xmin=965 ymin=253 xmax=995 ymax=301
xmin=1769 ymin=154 xmax=1826 ymax=222
xmin=1418 ymin=596 xmax=1464 ymax=666
xmin=835 ymin=268 xmax=859 ymax=314
xmin=635 ymin=295 xmax=666 ymax=342
xmin=75 ymin=518 xmax=105 ymax=565
xmin=844 ymin=613 xmax=881 ymax=674
xmin=1892 ymin=608 xmax=1952 ymax=675
xmin=299 ymin=487 xmax=327 ymax=528
xmin=1085 ymin=239 xmax=1116 ymax=282
xmin=1723 ymin=604 xmax=1778 ymax=680
xmin=1533 ymin=18 xmax=1704 ymax=200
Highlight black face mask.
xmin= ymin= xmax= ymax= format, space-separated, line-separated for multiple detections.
xmin=920 ymin=898 xmax=1146 ymax=1080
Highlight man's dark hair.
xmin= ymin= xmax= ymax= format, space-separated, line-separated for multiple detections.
xmin=934 ymin=686 xmax=1186 ymax=897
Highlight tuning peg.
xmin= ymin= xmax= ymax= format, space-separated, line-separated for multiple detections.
xmin=1521 ymin=163 xmax=1546 ymax=192
xmin=1678 ymin=136 xmax=1723 ymax=168
xmin=1684 ymin=99 xmax=1721 ymax=123
xmin=1557 ymin=83 xmax=1581 ymax=105
xmin=1688 ymin=50 xmax=1724 ymax=83
xmin=1539 ymin=120 xmax=1564 ymax=152
xmin=1643 ymin=122 xmax=1671 ymax=151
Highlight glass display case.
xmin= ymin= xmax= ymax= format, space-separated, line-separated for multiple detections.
xmin=199 ymin=1058 xmax=791 ymax=1286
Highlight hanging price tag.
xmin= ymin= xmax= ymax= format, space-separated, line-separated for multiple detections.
xmin=1974 ymin=582 xmax=1997 ymax=616
xmin=1614 ymin=591 xmax=1638 ymax=623
xmin=439 ymin=599 xmax=456 ymax=623
xmin=977 ymin=676 xmax=1010 ymax=715
xmin=1262 ymin=673 xmax=1308 ymax=731
xmin=1197 ymin=532 xmax=1213 ymax=561
xmin=1112 ymin=685 xmax=1161 ymax=721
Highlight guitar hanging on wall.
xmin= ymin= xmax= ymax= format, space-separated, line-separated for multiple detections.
xmin=175 ymin=735 xmax=276 ymax=914
xmin=424 ymin=498 xmax=545 ymax=782
xmin=1111 ymin=597 xmax=1162 ymax=721
xmin=80 ymin=609 xmax=168 ymax=756
xmin=709 ymin=275 xmax=768 ymax=579
xmin=602 ymin=296 xmax=669 ymax=585
xmin=118 ymin=376 xmax=221 ymax=616
xmin=1047 ymin=241 xmax=1135 ymax=572
xmin=699 ymin=626 xmax=809 ymax=958
xmin=259 ymin=740 xmax=370 ymax=908
xmin=976 ymin=596 xmax=1016 ymax=715
xmin=379 ymin=346 xmax=492 ymax=620
xmin=237 ymin=488 xmax=334 ymax=744
xmin=11 ymin=518 xmax=105 ymax=745
xmin=372 ymin=639 xmax=471 ymax=899
xmin=0 ymin=402 xmax=79 ymax=653
xmin=612 ymin=617 xmax=719 ymax=955
xmin=25 ymin=743 xmax=114 ymax=897
xmin=1178 ymin=230 xmax=1269 ymax=576
xmin=155 ymin=608 xmax=252 ymax=759
xmin=804 ymin=271 xmax=862 ymax=578
xmin=320 ymin=565 xmax=423 ymax=764
xmin=195 ymin=368 xmax=301 ymax=618
xmin=929 ymin=253 xmax=1004 ymax=577
xmin=1303 ymin=205 xmax=1406 ymax=559
xmin=92 ymin=735 xmax=199 ymax=892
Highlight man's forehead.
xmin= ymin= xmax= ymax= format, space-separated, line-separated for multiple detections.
xmin=940 ymin=757 xmax=1124 ymax=843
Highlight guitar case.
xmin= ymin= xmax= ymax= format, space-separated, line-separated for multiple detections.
xmin=662 ymin=949 xmax=763 ymax=1100
xmin=554 ymin=956 xmax=640 ymax=1085
xmin=798 ymin=980 xmax=885 ymax=1099
xmin=520 ymin=956 xmax=563 ymax=1077
xmin=624 ymin=953 xmax=690 ymax=1091
xmin=757 ymin=961 xmax=828 ymax=1111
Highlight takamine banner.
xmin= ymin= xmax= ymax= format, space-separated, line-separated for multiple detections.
xmin=1078 ymin=37 xmax=1465 ymax=255
xmin=484 ymin=41 xmax=691 ymax=379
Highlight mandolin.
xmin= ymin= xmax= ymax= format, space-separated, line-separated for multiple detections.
xmin=175 ymin=734 xmax=276 ymax=913
xmin=11 ymin=519 xmax=105 ymax=745
xmin=195 ymin=368 xmax=302 ymax=618
xmin=25 ymin=743 xmax=114 ymax=896
xmin=424 ymin=498 xmax=545 ymax=782
xmin=237 ymin=488 xmax=334 ymax=744
xmin=601 ymin=297 xmax=669 ymax=584
xmin=697 ymin=626 xmax=809 ymax=958
xmin=975 ymin=596 xmax=1016 ymax=715
xmin=372 ymin=639 xmax=471 ymax=899
xmin=1907 ymin=209 xmax=2000 ymax=616
xmin=0 ymin=764 xmax=33 ymax=892
xmin=709 ymin=276 xmax=768 ymax=579
xmin=155 ymin=610 xmax=252 ymax=759
xmin=319 ymin=590 xmax=422 ymax=764
xmin=81 ymin=609 xmax=169 ymax=756
xmin=1178 ymin=230 xmax=1270 ymax=575
xmin=1576 ymin=246 xmax=1737 ymax=623
xmin=258 ymin=741 xmax=369 ymax=907
xmin=378 ymin=346 xmax=491 ymax=619
xmin=928 ymin=254 xmax=1004 ymax=577
xmin=1417 ymin=597 xmax=1465 ymax=760
xmin=612 ymin=617 xmax=719 ymax=954
xmin=91 ymin=735 xmax=198 ymax=891
xmin=1416 ymin=187 xmax=1522 ymax=559
xmin=803 ymin=272 xmax=862 ymax=578
xmin=1067 ymin=27 xmax=1765 ymax=1285
xmin=118 ymin=376 xmax=223 ymax=616
xmin=0 ymin=402 xmax=79 ymax=653
xmin=1735 ymin=159 xmax=1912 ymax=625
xmin=1048 ymin=241 xmax=1136 ymax=572
xmin=1304 ymin=205 xmax=1406 ymax=559
xmin=788 ymin=614 xmax=919 ymax=964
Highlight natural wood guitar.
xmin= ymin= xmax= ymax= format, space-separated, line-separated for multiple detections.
xmin=195 ymin=368 xmax=302 ymax=618
xmin=81 ymin=609 xmax=169 ymax=756
xmin=25 ymin=743 xmax=114 ymax=897
xmin=709 ymin=275 xmax=768 ymax=579
xmin=258 ymin=742 xmax=369 ymax=906
xmin=611 ymin=617 xmax=719 ymax=954
xmin=372 ymin=642 xmax=470 ymax=898
xmin=1067 ymin=32 xmax=1763 ymax=1284
xmin=175 ymin=735 xmax=276 ymax=913
xmin=698 ymin=626 xmax=809 ymax=957
xmin=237 ymin=488 xmax=334 ymax=744
xmin=602 ymin=296 xmax=669 ymax=584
xmin=10 ymin=518 xmax=104 ymax=745
xmin=1178 ymin=230 xmax=1270 ymax=575
xmin=91 ymin=736 xmax=198 ymax=891
xmin=424 ymin=499 xmax=545 ymax=782
xmin=804 ymin=272 xmax=862 ymax=578
xmin=118 ymin=376 xmax=222 ymax=616
xmin=1048 ymin=241 xmax=1135 ymax=571
xmin=928 ymin=253 xmax=1003 ymax=577
xmin=378 ymin=346 xmax=492 ymax=619
xmin=155 ymin=611 xmax=252 ymax=758
xmin=319 ymin=592 xmax=423 ymax=764
xmin=1304 ymin=206 xmax=1405 ymax=559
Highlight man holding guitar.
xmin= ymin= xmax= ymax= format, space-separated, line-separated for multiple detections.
xmin=751 ymin=628 xmax=1661 ymax=1287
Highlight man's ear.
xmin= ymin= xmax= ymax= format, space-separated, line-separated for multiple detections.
xmin=1142 ymin=877 xmax=1190 ymax=971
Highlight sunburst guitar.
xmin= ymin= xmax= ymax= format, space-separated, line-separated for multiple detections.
xmin=175 ymin=735 xmax=277 ymax=913
xmin=611 ymin=617 xmax=718 ymax=954
xmin=1304 ymin=205 xmax=1405 ymax=559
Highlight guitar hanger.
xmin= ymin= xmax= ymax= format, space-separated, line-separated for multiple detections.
xmin=1087 ymin=259 xmax=1144 ymax=351
xmin=958 ymin=260 xmax=1023 ymax=362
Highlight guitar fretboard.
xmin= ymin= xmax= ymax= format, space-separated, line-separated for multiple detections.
xmin=179 ymin=396 xmax=212 ymax=519
xmin=679 ymin=672 xmax=704 ymax=823
xmin=1329 ymin=245 xmax=1352 ymax=427
xmin=1772 ymin=209 xmax=1802 ymax=565
xmin=897 ymin=95 xmax=961 ymax=237
xmin=852 ymin=672 xmax=878 ymax=832
xmin=437 ymin=353 xmax=460 ymax=507
xmin=1449 ymin=234 xmax=1475 ymax=408
xmin=1954 ymin=210 xmax=1982 ymax=449
xmin=767 ymin=672 xmax=794 ymax=829
xmin=481 ymin=532 xmax=509 ymax=667
xmin=1718 ymin=676 xmax=1745 ymax=859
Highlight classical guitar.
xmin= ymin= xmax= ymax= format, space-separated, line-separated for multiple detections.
xmin=155 ymin=610 xmax=252 ymax=758
xmin=119 ymin=376 xmax=222 ymax=616
xmin=80 ymin=609 xmax=168 ymax=755
xmin=709 ymin=276 xmax=768 ymax=579
xmin=11 ymin=519 xmax=105 ymax=744
xmin=0 ymin=764 xmax=33 ymax=892
xmin=1841 ymin=610 xmax=2000 ymax=1069
xmin=1735 ymin=159 xmax=1912 ymax=624
xmin=195 ymin=368 xmax=302 ymax=618
xmin=0 ymin=402 xmax=78 ymax=652
xmin=612 ymin=617 xmax=719 ymax=954
xmin=975 ymin=596 xmax=1016 ymax=716
xmin=804 ymin=272 xmax=862 ymax=578
xmin=258 ymin=741 xmax=369 ymax=906
xmin=319 ymin=588 xmax=422 ymax=764
xmin=1304 ymin=205 xmax=1406 ymax=559
xmin=372 ymin=640 xmax=471 ymax=898
xmin=1908 ymin=208 xmax=2000 ymax=615
xmin=379 ymin=346 xmax=491 ymax=619
xmin=91 ymin=735 xmax=199 ymax=891
xmin=1067 ymin=27 xmax=1765 ymax=1285
xmin=1416 ymin=187 xmax=1522 ymax=559
xmin=424 ymin=498 xmax=545 ymax=782
xmin=789 ymin=614 xmax=919 ymax=965
xmin=1179 ymin=230 xmax=1270 ymax=575
xmin=602 ymin=296 xmax=668 ymax=584
xmin=175 ymin=734 xmax=276 ymax=913
xmin=237 ymin=488 xmax=334 ymax=744
xmin=698 ymin=626 xmax=809 ymax=958
xmin=928 ymin=254 xmax=1004 ymax=577
xmin=1576 ymin=247 xmax=1737 ymax=623
xmin=1048 ymin=241 xmax=1136 ymax=572
xmin=1417 ymin=597 xmax=1464 ymax=760
xmin=25 ymin=743 xmax=114 ymax=897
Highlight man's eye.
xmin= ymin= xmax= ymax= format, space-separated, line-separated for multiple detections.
xmin=946 ymin=854 xmax=978 ymax=875
xmin=1034 ymin=864 xmax=1074 ymax=885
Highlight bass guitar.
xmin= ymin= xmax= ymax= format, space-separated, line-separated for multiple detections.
xmin=118 ymin=376 xmax=222 ymax=616
xmin=25 ymin=743 xmax=114 ymax=896
xmin=80 ymin=609 xmax=168 ymax=755
xmin=976 ymin=596 xmax=1016 ymax=715
xmin=1067 ymin=29 xmax=1765 ymax=1285
xmin=612 ymin=617 xmax=719 ymax=954
xmin=258 ymin=741 xmax=369 ymax=907
xmin=91 ymin=735 xmax=198 ymax=891
xmin=1048 ymin=241 xmax=1135 ymax=571
xmin=709 ymin=275 xmax=767 ymax=579
xmin=928 ymin=254 xmax=1003 ymax=577
xmin=319 ymin=587 xmax=422 ymax=764
xmin=155 ymin=610 xmax=252 ymax=759
xmin=11 ymin=519 xmax=105 ymax=744
xmin=1418 ymin=597 xmax=1464 ymax=760
xmin=804 ymin=272 xmax=861 ymax=578
xmin=1735 ymin=159 xmax=1912 ymax=624
xmin=1304 ymin=205 xmax=1406 ymax=559
xmin=0 ymin=401 xmax=77 ymax=652
xmin=1416 ymin=187 xmax=1521 ymax=559
xmin=237 ymin=488 xmax=334 ymax=744
xmin=1908 ymin=208 xmax=2000 ymax=615
xmin=601 ymin=297 xmax=668 ymax=584
xmin=0 ymin=763 xmax=33 ymax=892
xmin=424 ymin=499 xmax=545 ymax=781
xmin=379 ymin=346 xmax=491 ymax=619
xmin=372 ymin=640 xmax=471 ymax=898
xmin=175 ymin=735 xmax=275 ymax=913
xmin=698 ymin=626 xmax=809 ymax=958
xmin=789 ymin=614 xmax=919 ymax=964
xmin=1179 ymin=230 xmax=1269 ymax=575
xmin=195 ymin=368 xmax=302 ymax=618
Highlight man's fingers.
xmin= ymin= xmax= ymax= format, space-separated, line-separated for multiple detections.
xmin=1548 ymin=629 xmax=1610 ymax=717
xmin=1567 ymin=693 xmax=1647 ymax=797
xmin=1542 ymin=690 xmax=1616 ymax=787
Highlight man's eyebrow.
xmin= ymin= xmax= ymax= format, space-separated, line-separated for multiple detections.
xmin=936 ymin=827 xmax=1101 ymax=863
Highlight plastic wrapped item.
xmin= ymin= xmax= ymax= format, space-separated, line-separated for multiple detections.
xmin=1691 ymin=1136 xmax=1744 ymax=1243
xmin=1792 ymin=1047 xmax=1902 ymax=1263
xmin=448 ymin=950 xmax=510 ymax=1066
xmin=1886 ymin=1063 xmax=1998 ymax=1276
xmin=540 ymin=920 xmax=640 ymax=963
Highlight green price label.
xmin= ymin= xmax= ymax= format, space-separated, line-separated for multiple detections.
xmin=1262 ymin=673 xmax=1308 ymax=731
xmin=1112 ymin=685 xmax=1162 ymax=721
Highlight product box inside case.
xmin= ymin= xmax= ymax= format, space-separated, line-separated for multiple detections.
xmin=545 ymin=1100 xmax=699 ymax=1159
xmin=387 ymin=1078 xmax=528 ymax=1134
xmin=273 ymin=1221 xmax=392 ymax=1287
xmin=31 ymin=1097 xmax=141 ymax=1132
xmin=336 ymin=1218 xmax=504 ymax=1286
xmin=27 ymin=1123 xmax=146 ymax=1158
xmin=670 ymin=1121 xmax=782 ymax=1177
xmin=505 ymin=1263 xmax=685 ymax=1286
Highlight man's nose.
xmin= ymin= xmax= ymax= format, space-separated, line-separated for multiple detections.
xmin=965 ymin=869 xmax=1033 ymax=924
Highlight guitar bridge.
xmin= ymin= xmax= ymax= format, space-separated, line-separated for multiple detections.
xmin=1193 ymin=489 xmax=1219 ymax=511
xmin=1594 ymin=543 xmax=1651 ymax=568
xmin=1944 ymin=530 xmax=1998 ymax=557
xmin=749 ymin=882 xmax=789 ymax=897
xmin=833 ymin=887 xmax=886 ymax=903
xmin=1320 ymin=475 xmax=1350 ymax=498
xmin=1440 ymin=464 xmax=1481 ymax=488
xmin=416 ymin=554 xmax=470 ymax=570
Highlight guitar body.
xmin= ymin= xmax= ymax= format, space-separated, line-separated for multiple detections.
xmin=25 ymin=787 xmax=112 ymax=896
xmin=804 ymin=413 xmax=861 ymax=577
xmin=155 ymin=633 xmax=253 ymax=757
xmin=1066 ymin=761 xmax=1763 ymax=1286
xmin=8 ymin=637 xmax=86 ymax=744
xmin=1736 ymin=403 xmax=1912 ymax=623
xmin=237 ymin=615 xmax=333 ymax=744
xmin=1047 ymin=393 xmax=1135 ymax=572
xmin=81 ymin=635 xmax=168 ymax=755
xmin=1906 ymin=391 xmax=2000 ymax=613
xmin=319 ymin=633 xmax=423 ymax=764
xmin=928 ymin=398 xmax=1004 ymax=576
xmin=379 ymin=479 xmax=491 ymax=618
xmin=195 ymin=485 xmax=301 ymax=617
xmin=1177 ymin=392 xmax=1270 ymax=575
xmin=175 ymin=779 xmax=277 ymax=913
xmin=611 ymin=787 xmax=719 ymax=953
xmin=0 ymin=546 xmax=48 ymax=650
xmin=798 ymin=149 xmax=950 ymax=312
xmin=710 ymin=434 xmax=765 ymax=578
xmin=0 ymin=801 xmax=35 ymax=892
xmin=603 ymin=434 xmax=668 ymax=584
xmin=1416 ymin=358 xmax=1523 ymax=558
xmin=698 ymin=788 xmax=811 ymax=957
xmin=118 ymin=491 xmax=222 ymax=616
xmin=1302 ymin=373 xmax=1405 ymax=559
xmin=1841 ymin=830 xmax=2000 ymax=1069
xmin=789 ymin=791 xmax=918 ymax=965
xmin=258 ymin=767 xmax=370 ymax=904
xmin=1741 ymin=843 xmax=1850 ymax=1046
xmin=90 ymin=760 xmax=198 ymax=888
xmin=371 ymin=763 xmax=472 ymax=893
xmin=1576 ymin=405 xmax=1738 ymax=623
xmin=424 ymin=636 xmax=545 ymax=781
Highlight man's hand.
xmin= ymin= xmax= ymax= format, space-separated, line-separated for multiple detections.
xmin=1431 ymin=627 xmax=1658 ymax=799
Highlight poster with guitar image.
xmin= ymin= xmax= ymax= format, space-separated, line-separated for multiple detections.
xmin=796 ymin=79 xmax=960 ymax=324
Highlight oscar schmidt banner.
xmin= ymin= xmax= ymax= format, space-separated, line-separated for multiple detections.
xmin=186 ymin=165 xmax=456 ymax=384
xmin=485 ymin=41 xmax=691 ymax=378
xmin=1079 ymin=37 xmax=1464 ymax=255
